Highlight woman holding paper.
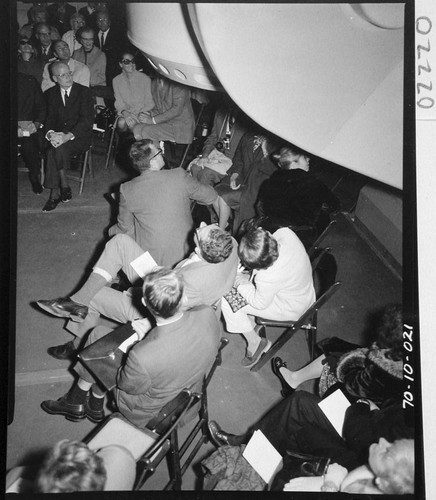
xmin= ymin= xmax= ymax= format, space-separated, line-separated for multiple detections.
xmin=221 ymin=220 xmax=315 ymax=367
xmin=271 ymin=303 xmax=403 ymax=404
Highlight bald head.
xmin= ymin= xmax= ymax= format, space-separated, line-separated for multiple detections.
xmin=51 ymin=61 xmax=73 ymax=89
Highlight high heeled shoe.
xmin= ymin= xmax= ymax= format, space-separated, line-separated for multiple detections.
xmin=271 ymin=357 xmax=295 ymax=398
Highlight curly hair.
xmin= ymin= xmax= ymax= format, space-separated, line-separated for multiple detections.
xmin=142 ymin=267 xmax=184 ymax=319
xmin=36 ymin=440 xmax=106 ymax=493
xmin=377 ymin=439 xmax=414 ymax=494
xmin=199 ymin=228 xmax=233 ymax=263
xmin=129 ymin=139 xmax=156 ymax=172
xmin=238 ymin=227 xmax=279 ymax=270
xmin=375 ymin=303 xmax=403 ymax=360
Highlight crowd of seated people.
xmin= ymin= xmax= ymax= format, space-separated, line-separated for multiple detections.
xmin=14 ymin=3 xmax=410 ymax=493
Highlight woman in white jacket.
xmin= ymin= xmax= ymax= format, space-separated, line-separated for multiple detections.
xmin=221 ymin=223 xmax=315 ymax=367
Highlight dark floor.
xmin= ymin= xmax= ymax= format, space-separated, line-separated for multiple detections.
xmin=7 ymin=130 xmax=402 ymax=490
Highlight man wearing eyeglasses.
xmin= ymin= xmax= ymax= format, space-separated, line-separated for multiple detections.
xmin=34 ymin=22 xmax=56 ymax=63
xmin=41 ymin=40 xmax=90 ymax=92
xmin=42 ymin=61 xmax=94 ymax=212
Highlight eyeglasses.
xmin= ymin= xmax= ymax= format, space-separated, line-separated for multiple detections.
xmin=81 ymin=37 xmax=94 ymax=41
xmin=55 ymin=71 xmax=73 ymax=78
xmin=19 ymin=40 xmax=31 ymax=46
xmin=150 ymin=149 xmax=163 ymax=160
xmin=37 ymin=31 xmax=51 ymax=37
xmin=121 ymin=59 xmax=134 ymax=65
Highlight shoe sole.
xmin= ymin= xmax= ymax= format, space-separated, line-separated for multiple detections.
xmin=41 ymin=402 xmax=85 ymax=422
xmin=61 ymin=198 xmax=72 ymax=203
xmin=207 ymin=422 xmax=227 ymax=447
xmin=36 ymin=301 xmax=85 ymax=322
xmin=241 ymin=339 xmax=272 ymax=368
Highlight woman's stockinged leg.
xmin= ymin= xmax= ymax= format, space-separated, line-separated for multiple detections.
xmin=241 ymin=328 xmax=261 ymax=355
xmin=279 ymin=354 xmax=326 ymax=389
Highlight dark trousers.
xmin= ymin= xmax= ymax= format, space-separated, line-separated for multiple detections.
xmin=44 ymin=137 xmax=90 ymax=189
xmin=19 ymin=134 xmax=41 ymax=184
xmin=253 ymin=391 xmax=359 ymax=469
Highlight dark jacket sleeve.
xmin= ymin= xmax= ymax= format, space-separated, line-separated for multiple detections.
xmin=70 ymin=85 xmax=94 ymax=139
xmin=343 ymin=400 xmax=414 ymax=461
xmin=31 ymin=77 xmax=46 ymax=125
xmin=225 ymin=132 xmax=250 ymax=178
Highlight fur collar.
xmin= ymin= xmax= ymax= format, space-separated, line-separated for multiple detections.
xmin=367 ymin=346 xmax=403 ymax=379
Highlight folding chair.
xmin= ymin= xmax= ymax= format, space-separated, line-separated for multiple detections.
xmin=85 ymin=336 xmax=229 ymax=490
xmin=250 ymin=250 xmax=341 ymax=372
xmin=65 ymin=146 xmax=93 ymax=195
xmin=86 ymin=389 xmax=198 ymax=491
xmin=307 ymin=219 xmax=337 ymax=258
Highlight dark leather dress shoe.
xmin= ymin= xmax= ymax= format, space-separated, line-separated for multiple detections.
xmin=37 ymin=297 xmax=88 ymax=322
xmin=47 ymin=340 xmax=77 ymax=360
xmin=271 ymin=357 xmax=295 ymax=398
xmin=61 ymin=186 xmax=72 ymax=203
xmin=85 ymin=398 xmax=106 ymax=423
xmin=41 ymin=395 xmax=85 ymax=422
xmin=208 ymin=420 xmax=239 ymax=447
xmin=42 ymin=197 xmax=61 ymax=212
xmin=31 ymin=181 xmax=44 ymax=195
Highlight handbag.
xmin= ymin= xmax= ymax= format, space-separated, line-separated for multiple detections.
xmin=223 ymin=286 xmax=248 ymax=313
xmin=78 ymin=322 xmax=137 ymax=391
xmin=188 ymin=148 xmax=233 ymax=176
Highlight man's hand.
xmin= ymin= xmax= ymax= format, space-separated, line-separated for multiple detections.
xmin=230 ymin=172 xmax=241 ymax=190
xmin=138 ymin=112 xmax=153 ymax=124
xmin=50 ymin=132 xmax=72 ymax=147
xmin=321 ymin=463 xmax=348 ymax=492
xmin=234 ymin=272 xmax=250 ymax=288
xmin=28 ymin=122 xmax=38 ymax=135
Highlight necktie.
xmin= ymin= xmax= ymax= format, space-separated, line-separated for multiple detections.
xmin=100 ymin=32 xmax=105 ymax=49
xmin=64 ymin=90 xmax=69 ymax=106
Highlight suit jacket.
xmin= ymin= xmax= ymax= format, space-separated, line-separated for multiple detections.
xmin=44 ymin=82 xmax=94 ymax=145
xmin=18 ymin=73 xmax=46 ymax=124
xmin=175 ymin=238 xmax=239 ymax=308
xmin=94 ymin=27 xmax=125 ymax=86
xmin=34 ymin=42 xmax=56 ymax=64
xmin=115 ymin=306 xmax=221 ymax=427
xmin=149 ymin=77 xmax=195 ymax=144
xmin=108 ymin=168 xmax=218 ymax=268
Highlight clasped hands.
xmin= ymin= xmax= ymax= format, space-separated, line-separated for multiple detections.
xmin=47 ymin=131 xmax=71 ymax=148
xmin=138 ymin=111 xmax=154 ymax=125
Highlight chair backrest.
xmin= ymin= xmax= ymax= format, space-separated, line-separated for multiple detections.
xmin=311 ymin=247 xmax=338 ymax=298
xmin=307 ymin=219 xmax=337 ymax=258
xmin=290 ymin=281 xmax=342 ymax=332
xmin=147 ymin=389 xmax=199 ymax=435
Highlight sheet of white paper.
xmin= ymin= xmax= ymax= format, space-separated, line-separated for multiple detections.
xmin=318 ymin=387 xmax=351 ymax=437
xmin=118 ymin=334 xmax=139 ymax=353
xmin=242 ymin=429 xmax=283 ymax=484
xmin=129 ymin=251 xmax=158 ymax=279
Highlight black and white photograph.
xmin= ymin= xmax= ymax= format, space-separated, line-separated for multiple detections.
xmin=5 ymin=0 xmax=433 ymax=496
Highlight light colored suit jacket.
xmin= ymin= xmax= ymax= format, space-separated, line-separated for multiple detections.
xmin=108 ymin=168 xmax=218 ymax=268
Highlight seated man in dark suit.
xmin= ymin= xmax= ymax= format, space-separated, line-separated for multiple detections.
xmin=18 ymin=72 xmax=46 ymax=194
xmin=33 ymin=22 xmax=57 ymax=63
xmin=41 ymin=267 xmax=221 ymax=428
xmin=42 ymin=61 xmax=94 ymax=212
